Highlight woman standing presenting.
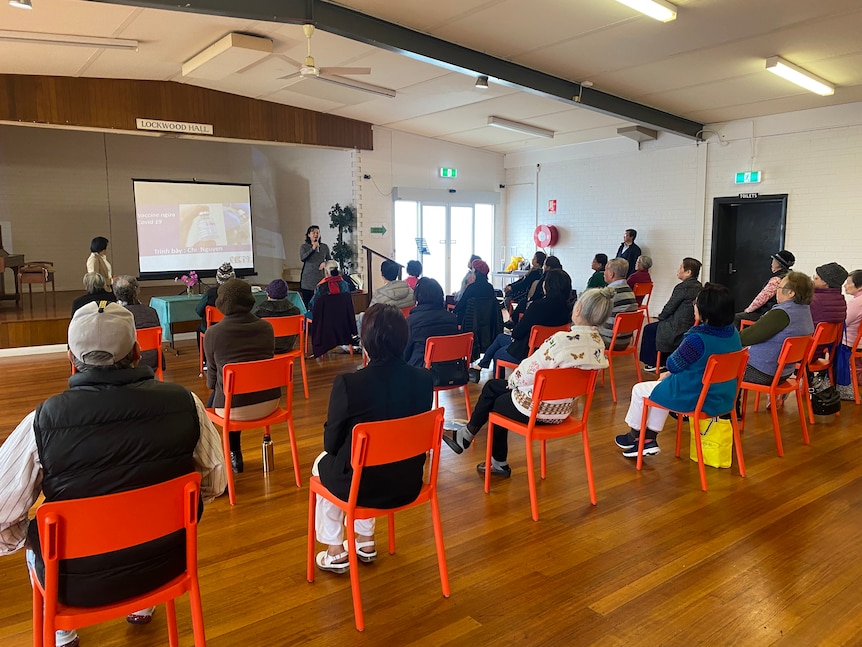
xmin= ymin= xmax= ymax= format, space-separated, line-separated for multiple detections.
xmin=87 ymin=236 xmax=112 ymax=288
xmin=299 ymin=225 xmax=331 ymax=306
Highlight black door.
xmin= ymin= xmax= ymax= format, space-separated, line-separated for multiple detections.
xmin=710 ymin=194 xmax=787 ymax=311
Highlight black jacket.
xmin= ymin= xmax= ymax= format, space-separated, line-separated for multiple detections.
xmin=656 ymin=277 xmax=703 ymax=352
xmin=453 ymin=275 xmax=496 ymax=325
xmin=317 ymin=358 xmax=433 ymax=508
xmin=70 ymin=290 xmax=116 ymax=317
xmin=507 ymin=296 xmax=572 ymax=360
xmin=508 ymin=267 xmax=543 ymax=302
xmin=30 ymin=367 xmax=200 ymax=607
xmin=254 ymin=299 xmax=302 ymax=354
xmin=403 ymin=304 xmax=460 ymax=367
xmin=616 ymin=242 xmax=643 ymax=277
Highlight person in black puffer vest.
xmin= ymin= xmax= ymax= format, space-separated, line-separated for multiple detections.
xmin=0 ymin=301 xmax=226 ymax=647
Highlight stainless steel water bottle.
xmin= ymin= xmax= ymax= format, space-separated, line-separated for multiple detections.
xmin=262 ymin=434 xmax=274 ymax=473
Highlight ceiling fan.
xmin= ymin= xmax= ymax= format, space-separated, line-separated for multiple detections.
xmin=278 ymin=24 xmax=396 ymax=98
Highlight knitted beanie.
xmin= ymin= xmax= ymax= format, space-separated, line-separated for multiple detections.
xmin=771 ymin=250 xmax=795 ymax=270
xmin=216 ymin=262 xmax=235 ymax=285
xmin=266 ymin=278 xmax=288 ymax=300
xmin=815 ymin=262 xmax=849 ymax=289
xmin=216 ymin=278 xmax=255 ymax=315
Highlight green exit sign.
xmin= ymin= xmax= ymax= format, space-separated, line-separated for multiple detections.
xmin=439 ymin=167 xmax=457 ymax=178
xmin=734 ymin=171 xmax=762 ymax=184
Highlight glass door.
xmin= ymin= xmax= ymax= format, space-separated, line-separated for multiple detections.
xmin=449 ymin=205 xmax=474 ymax=295
xmin=421 ymin=204 xmax=448 ymax=291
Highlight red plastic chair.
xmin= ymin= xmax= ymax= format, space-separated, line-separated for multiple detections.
xmin=199 ymin=306 xmax=224 ymax=376
xmin=306 ymin=408 xmax=449 ymax=631
xmin=632 ymin=282 xmax=653 ymax=322
xmin=136 ymin=326 xmax=164 ymax=381
xmin=494 ymin=324 xmax=571 ymax=379
xmin=635 ymin=349 xmax=748 ymax=491
xmin=206 ymin=356 xmax=300 ymax=504
xmin=601 ymin=310 xmax=644 ymax=402
xmin=805 ymin=321 xmax=842 ymax=423
xmin=849 ymin=327 xmax=862 ymax=405
xmin=30 ymin=473 xmax=206 ymax=647
xmin=262 ymin=315 xmax=309 ymax=399
xmin=425 ymin=332 xmax=474 ymax=418
xmin=400 ymin=306 xmax=413 ymax=318
xmin=739 ymin=335 xmax=812 ymax=457
xmin=486 ymin=367 xmax=600 ymax=521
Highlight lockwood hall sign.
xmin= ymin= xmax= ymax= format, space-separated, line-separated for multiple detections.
xmin=135 ymin=119 xmax=214 ymax=135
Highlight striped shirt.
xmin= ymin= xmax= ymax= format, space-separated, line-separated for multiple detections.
xmin=600 ymin=281 xmax=639 ymax=349
xmin=0 ymin=392 xmax=226 ymax=555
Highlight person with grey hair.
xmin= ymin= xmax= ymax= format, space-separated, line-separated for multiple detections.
xmin=626 ymin=255 xmax=653 ymax=301
xmin=0 ymin=301 xmax=226 ymax=647
xmin=600 ymin=258 xmax=638 ymax=349
xmin=443 ymin=287 xmax=613 ymax=478
xmin=114 ymin=275 xmax=164 ymax=371
xmin=70 ymin=271 xmax=116 ymax=316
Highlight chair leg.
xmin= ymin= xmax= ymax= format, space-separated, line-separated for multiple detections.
xmin=222 ymin=429 xmax=237 ymax=505
xmin=286 ymin=419 xmax=302 ymax=487
xmin=796 ymin=387 xmax=810 ymax=445
xmin=582 ymin=429 xmax=597 ymax=506
xmin=430 ymin=493 xmax=451 ymax=597
xmin=345 ymin=516 xmax=365 ymax=631
xmin=166 ymin=599 xmax=179 ymax=647
xmin=188 ymin=581 xmax=207 ymax=647
xmin=637 ymin=405 xmax=649 ymax=471
xmin=854 ymin=361 xmax=861 ymax=405
xmin=32 ymin=583 xmax=43 ymax=647
xmin=740 ymin=389 xmax=749 ymax=432
xmin=540 ymin=440 xmax=547 ymax=480
xmin=484 ymin=423 xmax=494 ymax=494
xmin=770 ymin=390 xmax=785 ymax=457
xmin=300 ymin=352 xmax=309 ymax=399
xmin=608 ymin=357 xmax=618 ymax=403
xmin=633 ymin=351 xmax=642 ymax=383
xmin=306 ymin=490 xmax=317 ymax=583
xmin=691 ymin=417 xmax=708 ymax=492
xmin=526 ymin=438 xmax=540 ymax=521
xmin=463 ymin=385 xmax=472 ymax=418
xmin=674 ymin=414 xmax=683 ymax=458
xmin=731 ymin=411 xmax=746 ymax=478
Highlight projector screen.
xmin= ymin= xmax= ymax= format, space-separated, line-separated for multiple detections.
xmin=133 ymin=180 xmax=254 ymax=279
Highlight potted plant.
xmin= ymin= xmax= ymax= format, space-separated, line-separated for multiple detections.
xmin=328 ymin=203 xmax=356 ymax=274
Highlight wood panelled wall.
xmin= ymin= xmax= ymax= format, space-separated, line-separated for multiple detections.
xmin=0 ymin=75 xmax=373 ymax=150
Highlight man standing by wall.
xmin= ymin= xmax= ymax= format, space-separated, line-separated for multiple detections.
xmin=616 ymin=229 xmax=642 ymax=278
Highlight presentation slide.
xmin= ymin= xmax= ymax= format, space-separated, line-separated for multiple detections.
xmin=133 ymin=180 xmax=254 ymax=278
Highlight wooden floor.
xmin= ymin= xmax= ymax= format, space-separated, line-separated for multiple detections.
xmin=1 ymin=344 xmax=861 ymax=646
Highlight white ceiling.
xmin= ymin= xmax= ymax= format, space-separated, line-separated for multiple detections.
xmin=1 ymin=0 xmax=861 ymax=153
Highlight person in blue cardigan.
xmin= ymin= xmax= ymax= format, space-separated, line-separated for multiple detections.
xmin=614 ymin=283 xmax=742 ymax=458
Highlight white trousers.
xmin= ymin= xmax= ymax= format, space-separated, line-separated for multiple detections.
xmin=624 ymin=381 xmax=671 ymax=432
xmin=312 ymin=451 xmax=375 ymax=546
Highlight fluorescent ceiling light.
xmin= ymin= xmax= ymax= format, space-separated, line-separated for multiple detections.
xmin=475 ymin=75 xmax=489 ymax=89
xmin=614 ymin=0 xmax=677 ymax=22
xmin=0 ymin=30 xmax=139 ymax=50
xmin=487 ymin=116 xmax=554 ymax=139
xmin=765 ymin=56 xmax=834 ymax=96
xmin=9 ymin=0 xmax=33 ymax=9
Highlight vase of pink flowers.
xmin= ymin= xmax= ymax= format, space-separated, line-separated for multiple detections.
xmin=175 ymin=270 xmax=199 ymax=296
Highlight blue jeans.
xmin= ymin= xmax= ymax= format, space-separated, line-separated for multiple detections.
xmin=478 ymin=333 xmax=518 ymax=372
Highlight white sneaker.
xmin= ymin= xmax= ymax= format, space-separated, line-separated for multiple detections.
xmin=55 ymin=630 xmax=78 ymax=647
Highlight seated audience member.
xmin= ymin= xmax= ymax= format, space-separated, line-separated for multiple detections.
xmin=113 ymin=274 xmax=164 ymax=371
xmin=587 ymin=254 xmax=608 ymax=289
xmin=639 ymin=257 xmax=703 ymax=370
xmin=307 ymin=260 xmax=352 ymax=316
xmin=403 ymin=278 xmax=459 ymax=368
xmin=453 ymin=254 xmax=482 ymax=302
xmin=204 ymin=279 xmax=279 ymax=474
xmin=837 ymin=269 xmax=862 ymax=400
xmin=454 ymin=259 xmax=495 ymax=326
xmin=599 ymin=258 xmax=639 ymax=350
xmin=405 ymin=260 xmax=423 ymax=290
xmin=734 ymin=250 xmax=795 ymax=326
xmin=475 ymin=269 xmax=573 ymax=376
xmin=738 ymin=271 xmax=814 ymax=388
xmin=70 ymin=272 xmax=116 ymax=316
xmin=196 ymin=262 xmax=235 ymax=351
xmin=627 ymin=255 xmax=653 ymax=303
xmin=504 ymin=251 xmax=546 ymax=307
xmin=253 ymin=278 xmax=301 ymax=354
xmin=0 ymin=302 xmax=225 ymax=647
xmin=615 ymin=283 xmax=741 ymax=458
xmin=811 ymin=262 xmax=849 ymax=326
xmin=442 ymin=287 xmax=613 ymax=477
xmin=370 ymin=260 xmax=414 ymax=309
xmin=507 ymin=255 xmax=564 ymax=329
xmin=312 ymin=304 xmax=433 ymax=573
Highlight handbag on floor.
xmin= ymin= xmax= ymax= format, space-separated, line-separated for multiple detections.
xmin=689 ymin=417 xmax=733 ymax=469
xmin=429 ymin=359 xmax=469 ymax=387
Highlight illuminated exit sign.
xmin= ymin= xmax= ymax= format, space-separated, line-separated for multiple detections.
xmin=439 ymin=167 xmax=457 ymax=178
xmin=734 ymin=171 xmax=762 ymax=184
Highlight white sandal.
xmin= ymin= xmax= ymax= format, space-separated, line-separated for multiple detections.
xmin=316 ymin=549 xmax=350 ymax=574
xmin=344 ymin=539 xmax=377 ymax=563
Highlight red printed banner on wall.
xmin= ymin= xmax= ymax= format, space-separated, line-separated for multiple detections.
xmin=548 ymin=199 xmax=557 ymax=214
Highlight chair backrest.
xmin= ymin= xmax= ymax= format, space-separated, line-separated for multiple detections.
xmin=692 ymin=349 xmax=749 ymax=412
xmin=205 ymin=305 xmax=224 ymax=327
xmin=263 ymin=314 xmax=303 ymax=338
xmin=529 ymin=368 xmax=600 ymax=424
xmin=775 ymin=334 xmax=815 ymax=382
xmin=609 ymin=310 xmax=645 ymax=346
xmin=632 ymin=282 xmax=653 ymax=300
xmin=528 ymin=324 xmax=571 ymax=354
xmin=348 ymin=409 xmax=444 ymax=505
xmin=36 ymin=472 xmax=200 ymax=565
xmin=223 ymin=355 xmax=292 ymax=410
xmin=807 ymin=321 xmax=842 ymax=362
xmin=424 ymin=332 xmax=474 ymax=368
xmin=135 ymin=326 xmax=164 ymax=380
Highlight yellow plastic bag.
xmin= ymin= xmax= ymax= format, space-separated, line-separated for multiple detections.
xmin=689 ymin=417 xmax=733 ymax=469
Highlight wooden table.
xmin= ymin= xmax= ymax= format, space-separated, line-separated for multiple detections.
xmin=0 ymin=253 xmax=24 ymax=305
